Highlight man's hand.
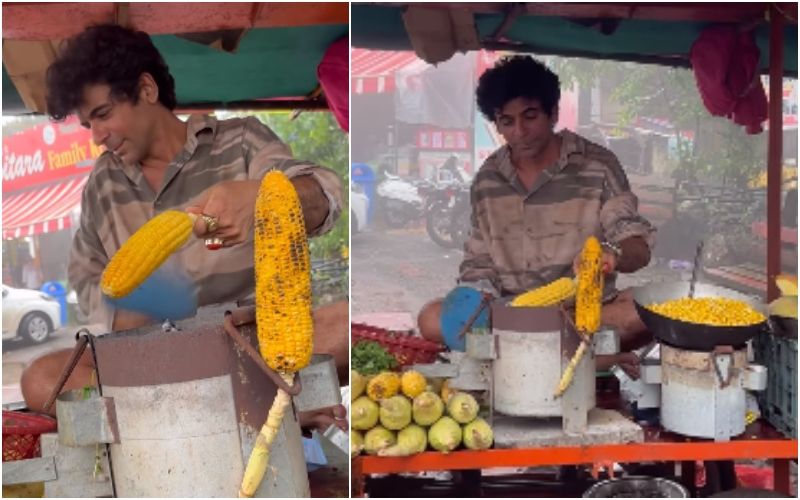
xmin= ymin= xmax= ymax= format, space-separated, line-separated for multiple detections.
xmin=186 ymin=176 xmax=329 ymax=247
xmin=186 ymin=180 xmax=261 ymax=247
xmin=596 ymin=352 xmax=641 ymax=380
xmin=573 ymin=248 xmax=617 ymax=276
xmin=615 ymin=352 xmax=641 ymax=380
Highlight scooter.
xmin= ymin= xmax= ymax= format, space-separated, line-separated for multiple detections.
xmin=375 ymin=173 xmax=427 ymax=228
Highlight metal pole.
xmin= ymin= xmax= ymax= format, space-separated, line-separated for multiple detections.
xmin=767 ymin=5 xmax=784 ymax=302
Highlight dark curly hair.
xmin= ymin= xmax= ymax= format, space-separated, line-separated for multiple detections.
xmin=46 ymin=24 xmax=176 ymax=121
xmin=475 ymin=55 xmax=561 ymax=122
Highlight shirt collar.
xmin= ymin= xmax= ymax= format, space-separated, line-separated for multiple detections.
xmin=184 ymin=114 xmax=217 ymax=153
xmin=493 ymin=129 xmax=585 ymax=195
xmin=118 ymin=114 xmax=217 ymax=195
xmin=495 ymin=129 xmax=581 ymax=179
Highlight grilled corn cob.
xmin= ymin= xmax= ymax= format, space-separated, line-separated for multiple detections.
xmin=367 ymin=371 xmax=401 ymax=401
xmin=400 ymin=370 xmax=427 ymax=399
xmin=575 ymin=236 xmax=604 ymax=334
xmin=511 ymin=277 xmax=577 ymax=307
xmin=240 ymin=171 xmax=312 ymax=498
xmin=100 ymin=210 xmax=195 ymax=298
xmin=554 ymin=236 xmax=604 ymax=397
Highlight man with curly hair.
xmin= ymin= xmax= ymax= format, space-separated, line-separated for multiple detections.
xmin=21 ymin=25 xmax=347 ymax=432
xmin=418 ymin=56 xmax=656 ymax=377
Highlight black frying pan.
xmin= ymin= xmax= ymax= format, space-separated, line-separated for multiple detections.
xmin=633 ymin=281 xmax=768 ymax=351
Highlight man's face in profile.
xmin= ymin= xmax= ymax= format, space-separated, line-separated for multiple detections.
xmin=78 ymin=82 xmax=153 ymax=166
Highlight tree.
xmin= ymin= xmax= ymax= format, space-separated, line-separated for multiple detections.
xmin=549 ymin=57 xmax=767 ymax=188
xmin=550 ymin=57 xmax=779 ymax=264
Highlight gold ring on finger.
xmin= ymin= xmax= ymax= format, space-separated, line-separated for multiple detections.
xmin=201 ymin=214 xmax=219 ymax=234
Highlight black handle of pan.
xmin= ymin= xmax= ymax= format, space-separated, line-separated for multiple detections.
xmin=688 ymin=240 xmax=704 ymax=299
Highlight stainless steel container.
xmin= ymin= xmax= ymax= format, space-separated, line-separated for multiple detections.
xmin=583 ymin=476 xmax=688 ymax=497
xmin=90 ymin=304 xmax=311 ymax=497
xmin=491 ymin=304 xmax=594 ymax=431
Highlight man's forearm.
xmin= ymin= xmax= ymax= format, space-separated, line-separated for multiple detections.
xmin=291 ymin=175 xmax=329 ymax=234
xmin=617 ymin=235 xmax=651 ymax=273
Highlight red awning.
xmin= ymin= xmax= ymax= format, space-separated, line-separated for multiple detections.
xmin=351 ymin=49 xmax=427 ymax=95
xmin=351 ymin=49 xmax=502 ymax=95
xmin=2 ymin=175 xmax=88 ymax=239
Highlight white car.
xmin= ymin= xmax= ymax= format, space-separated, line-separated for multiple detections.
xmin=351 ymin=185 xmax=369 ymax=233
xmin=2 ymin=285 xmax=62 ymax=344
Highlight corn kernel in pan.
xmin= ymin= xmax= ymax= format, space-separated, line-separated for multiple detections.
xmin=647 ymin=297 xmax=765 ymax=327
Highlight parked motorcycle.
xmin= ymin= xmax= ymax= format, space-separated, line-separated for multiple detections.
xmin=424 ymin=157 xmax=472 ymax=249
xmin=425 ymin=184 xmax=469 ymax=249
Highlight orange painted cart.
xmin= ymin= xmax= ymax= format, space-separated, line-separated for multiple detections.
xmin=353 ymin=422 xmax=797 ymax=497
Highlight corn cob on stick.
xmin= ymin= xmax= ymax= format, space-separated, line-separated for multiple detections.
xmin=511 ymin=277 xmax=577 ymax=307
xmin=554 ymin=341 xmax=588 ymax=396
xmin=554 ymin=236 xmax=604 ymax=397
xmin=239 ymin=171 xmax=313 ymax=498
xmin=100 ymin=210 xmax=198 ymax=298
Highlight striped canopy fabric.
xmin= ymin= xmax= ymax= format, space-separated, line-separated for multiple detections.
xmin=2 ymin=175 xmax=87 ymax=239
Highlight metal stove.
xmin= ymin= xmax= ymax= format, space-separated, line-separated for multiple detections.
xmin=615 ymin=282 xmax=769 ymax=442
xmin=415 ymin=302 xmax=643 ymax=448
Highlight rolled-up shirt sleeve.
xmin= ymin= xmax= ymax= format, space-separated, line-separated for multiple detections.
xmin=241 ymin=117 xmax=342 ymax=237
xmin=599 ymin=155 xmax=656 ymax=248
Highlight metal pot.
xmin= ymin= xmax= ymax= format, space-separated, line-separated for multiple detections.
xmin=583 ymin=476 xmax=689 ymax=498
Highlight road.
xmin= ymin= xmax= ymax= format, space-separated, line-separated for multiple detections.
xmin=352 ymin=226 xmax=462 ymax=320
xmin=351 ymin=225 xmax=685 ymax=323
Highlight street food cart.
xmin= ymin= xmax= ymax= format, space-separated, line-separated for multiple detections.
xmin=350 ymin=2 xmax=798 ymax=497
xmin=2 ymin=2 xmax=348 ymax=497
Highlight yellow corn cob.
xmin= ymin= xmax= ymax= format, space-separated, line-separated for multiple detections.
xmin=440 ymin=379 xmax=455 ymax=404
xmin=400 ymin=370 xmax=427 ymax=399
xmin=554 ymin=341 xmax=587 ymax=397
xmin=100 ymin=210 xmax=194 ymax=298
xmin=240 ymin=171 xmax=312 ymax=498
xmin=366 ymin=371 xmax=401 ymax=401
xmin=575 ymin=236 xmax=604 ymax=334
xmin=511 ymin=277 xmax=577 ymax=307
xmin=554 ymin=236 xmax=604 ymax=397
xmin=253 ymin=171 xmax=313 ymax=374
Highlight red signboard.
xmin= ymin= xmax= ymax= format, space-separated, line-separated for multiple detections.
xmin=416 ymin=127 xmax=471 ymax=151
xmin=2 ymin=116 xmax=101 ymax=193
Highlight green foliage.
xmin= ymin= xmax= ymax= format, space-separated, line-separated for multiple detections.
xmin=352 ymin=340 xmax=398 ymax=375
xmin=224 ymin=110 xmax=349 ymax=261
xmin=550 ymin=57 xmax=767 ymax=188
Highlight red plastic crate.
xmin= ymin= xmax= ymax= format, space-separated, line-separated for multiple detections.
xmin=352 ymin=322 xmax=444 ymax=368
xmin=2 ymin=411 xmax=57 ymax=462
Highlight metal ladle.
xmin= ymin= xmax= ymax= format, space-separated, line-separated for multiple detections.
xmin=688 ymin=240 xmax=704 ymax=298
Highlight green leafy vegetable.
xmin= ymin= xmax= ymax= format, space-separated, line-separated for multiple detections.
xmin=352 ymin=341 xmax=398 ymax=375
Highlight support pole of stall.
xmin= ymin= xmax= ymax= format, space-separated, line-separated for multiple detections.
xmin=766 ymin=4 xmax=784 ymax=302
